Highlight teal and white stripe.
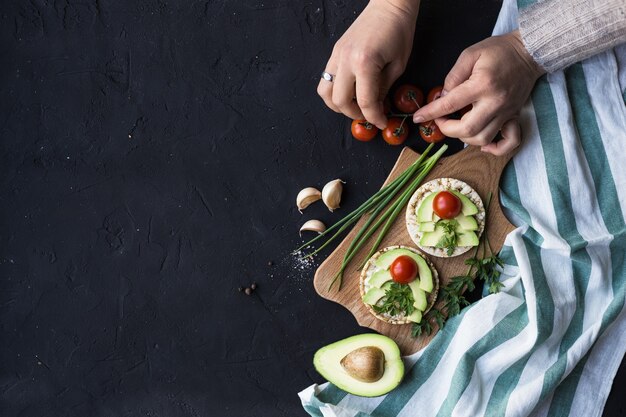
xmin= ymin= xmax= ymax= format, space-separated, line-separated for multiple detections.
xmin=299 ymin=0 xmax=626 ymax=415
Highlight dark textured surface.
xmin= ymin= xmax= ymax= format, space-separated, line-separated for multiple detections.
xmin=0 ymin=1 xmax=623 ymax=416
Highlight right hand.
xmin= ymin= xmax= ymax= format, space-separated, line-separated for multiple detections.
xmin=317 ymin=0 xmax=419 ymax=129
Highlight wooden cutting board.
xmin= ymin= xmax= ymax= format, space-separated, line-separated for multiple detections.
xmin=313 ymin=145 xmax=516 ymax=355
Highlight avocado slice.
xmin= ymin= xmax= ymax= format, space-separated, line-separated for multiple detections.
xmin=416 ymin=192 xmax=436 ymax=222
xmin=369 ymin=269 xmax=392 ymax=288
xmin=450 ymin=190 xmax=479 ymax=216
xmin=408 ymin=280 xmax=427 ymax=311
xmin=375 ymin=248 xmax=418 ymax=270
xmin=406 ymin=309 xmax=422 ymax=324
xmin=313 ymin=334 xmax=404 ymax=397
xmin=421 ymin=222 xmax=479 ymax=250
xmin=455 ymin=214 xmax=478 ymax=231
xmin=362 ymin=287 xmax=386 ymax=306
xmin=457 ymin=230 xmax=479 ymax=246
xmin=420 ymin=225 xmax=446 ymax=247
xmin=418 ymin=222 xmax=436 ymax=232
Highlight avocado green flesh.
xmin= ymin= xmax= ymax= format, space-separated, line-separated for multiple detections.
xmin=406 ymin=309 xmax=422 ymax=323
xmin=420 ymin=226 xmax=447 ymax=247
xmin=362 ymin=287 xmax=386 ymax=305
xmin=457 ymin=230 xmax=479 ymax=246
xmin=408 ymin=280 xmax=427 ymax=311
xmin=417 ymin=192 xmax=436 ymax=222
xmin=313 ymin=334 xmax=404 ymax=397
xmin=375 ymin=248 xmax=418 ymax=270
xmin=369 ymin=269 xmax=392 ymax=288
xmin=450 ymin=190 xmax=479 ymax=216
xmin=455 ymin=215 xmax=478 ymax=231
xmin=418 ymin=222 xmax=436 ymax=232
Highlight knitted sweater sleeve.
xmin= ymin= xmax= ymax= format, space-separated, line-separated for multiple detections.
xmin=518 ymin=0 xmax=626 ymax=73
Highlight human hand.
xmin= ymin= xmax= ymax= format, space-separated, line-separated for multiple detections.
xmin=412 ymin=30 xmax=545 ymax=155
xmin=317 ymin=0 xmax=420 ymax=129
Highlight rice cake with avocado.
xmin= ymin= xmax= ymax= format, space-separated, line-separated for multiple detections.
xmin=406 ymin=178 xmax=485 ymax=257
xmin=359 ymin=245 xmax=439 ymax=325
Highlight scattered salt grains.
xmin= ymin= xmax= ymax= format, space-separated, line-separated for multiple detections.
xmin=291 ymin=249 xmax=316 ymax=272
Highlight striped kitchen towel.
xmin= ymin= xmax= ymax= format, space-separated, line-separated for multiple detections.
xmin=299 ymin=0 xmax=626 ymax=415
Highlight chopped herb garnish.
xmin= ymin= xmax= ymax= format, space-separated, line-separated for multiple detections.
xmin=436 ymin=219 xmax=461 ymax=256
xmin=372 ymin=283 xmax=415 ymax=317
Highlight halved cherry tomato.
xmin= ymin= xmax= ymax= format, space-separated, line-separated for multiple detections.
xmin=427 ymin=86 xmax=443 ymax=103
xmin=393 ymin=84 xmax=424 ymax=113
xmin=419 ymin=121 xmax=445 ymax=143
xmin=390 ymin=255 xmax=418 ymax=284
xmin=433 ymin=191 xmax=462 ymax=219
xmin=382 ymin=118 xmax=409 ymax=145
xmin=351 ymin=119 xmax=379 ymax=142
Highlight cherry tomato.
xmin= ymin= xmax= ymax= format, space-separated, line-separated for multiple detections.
xmin=390 ymin=255 xmax=418 ymax=284
xmin=382 ymin=118 xmax=409 ymax=145
xmin=433 ymin=191 xmax=462 ymax=219
xmin=393 ymin=84 xmax=424 ymax=113
xmin=351 ymin=119 xmax=379 ymax=142
xmin=419 ymin=121 xmax=446 ymax=143
xmin=427 ymin=86 xmax=443 ymax=103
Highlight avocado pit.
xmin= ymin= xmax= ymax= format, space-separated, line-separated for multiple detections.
xmin=340 ymin=346 xmax=385 ymax=383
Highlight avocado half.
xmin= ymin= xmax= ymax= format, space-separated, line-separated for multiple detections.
xmin=313 ymin=334 xmax=404 ymax=397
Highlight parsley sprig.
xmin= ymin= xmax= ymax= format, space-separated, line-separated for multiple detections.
xmin=436 ymin=219 xmax=460 ymax=256
xmin=372 ymin=283 xmax=415 ymax=317
xmin=411 ymin=192 xmax=506 ymax=338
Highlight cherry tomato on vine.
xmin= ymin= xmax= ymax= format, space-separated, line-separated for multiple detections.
xmin=351 ymin=119 xmax=379 ymax=142
xmin=419 ymin=121 xmax=445 ymax=143
xmin=432 ymin=191 xmax=462 ymax=219
xmin=427 ymin=86 xmax=444 ymax=103
xmin=382 ymin=118 xmax=409 ymax=145
xmin=390 ymin=255 xmax=418 ymax=284
xmin=393 ymin=84 xmax=424 ymax=113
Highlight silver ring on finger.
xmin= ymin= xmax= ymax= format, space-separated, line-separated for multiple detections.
xmin=321 ymin=71 xmax=334 ymax=82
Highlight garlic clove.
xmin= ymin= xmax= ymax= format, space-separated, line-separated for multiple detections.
xmin=299 ymin=219 xmax=326 ymax=236
xmin=296 ymin=187 xmax=322 ymax=213
xmin=322 ymin=179 xmax=345 ymax=212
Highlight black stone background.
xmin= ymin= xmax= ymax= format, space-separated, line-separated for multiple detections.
xmin=0 ymin=0 xmax=624 ymax=416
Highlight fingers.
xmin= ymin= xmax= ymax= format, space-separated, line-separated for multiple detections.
xmin=412 ymin=83 xmax=478 ymax=123
xmin=332 ymin=68 xmax=363 ymax=120
xmin=355 ymin=65 xmax=386 ymax=129
xmin=434 ymin=101 xmax=494 ymax=139
xmin=443 ymin=48 xmax=478 ymax=92
xmin=481 ymin=119 xmax=521 ymax=156
xmin=317 ymin=63 xmax=340 ymax=113
xmin=317 ymin=58 xmax=401 ymax=129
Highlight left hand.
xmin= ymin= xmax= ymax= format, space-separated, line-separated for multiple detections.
xmin=412 ymin=30 xmax=545 ymax=155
